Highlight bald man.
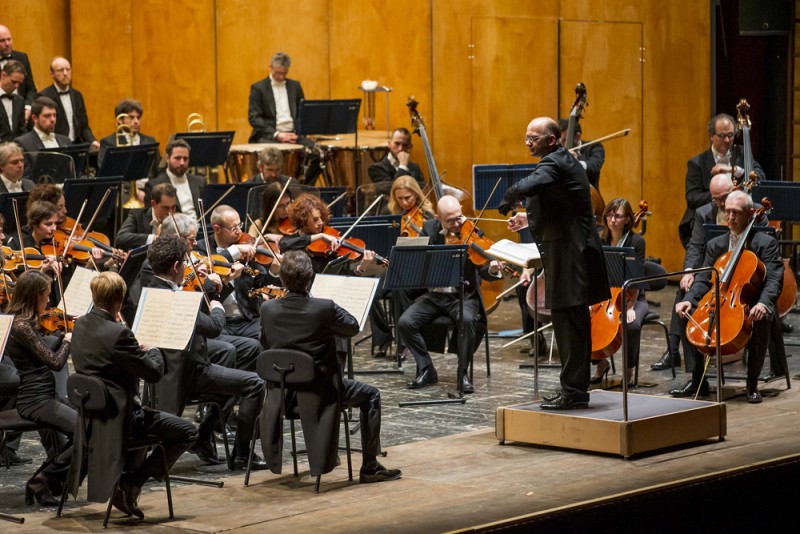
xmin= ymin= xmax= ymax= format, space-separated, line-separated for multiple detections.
xmin=37 ymin=56 xmax=98 ymax=148
xmin=0 ymin=25 xmax=37 ymax=113
xmin=499 ymin=117 xmax=610 ymax=410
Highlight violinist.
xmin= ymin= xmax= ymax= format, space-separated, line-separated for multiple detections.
xmin=389 ymin=175 xmax=433 ymax=231
xmin=397 ymin=195 xmax=504 ymax=394
xmin=247 ymin=181 xmax=292 ymax=241
xmin=557 ymin=118 xmax=605 ymax=190
xmin=5 ymin=269 xmax=74 ymax=506
xmin=367 ymin=127 xmax=425 ymax=184
xmin=20 ymin=200 xmax=62 ymax=278
xmin=672 ymin=191 xmax=783 ymax=403
xmin=116 ymin=182 xmax=178 ymax=249
xmin=591 ymin=198 xmax=648 ymax=386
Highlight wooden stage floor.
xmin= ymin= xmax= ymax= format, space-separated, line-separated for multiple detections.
xmin=4 ymin=287 xmax=800 ymax=532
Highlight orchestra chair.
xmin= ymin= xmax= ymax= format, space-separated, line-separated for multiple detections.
xmin=632 ymin=261 xmax=675 ymax=384
xmin=421 ymin=316 xmax=492 ymax=380
xmin=245 ymin=349 xmax=352 ymax=493
xmin=58 ymin=374 xmax=174 ymax=528
xmin=184 ymin=397 xmax=233 ymax=471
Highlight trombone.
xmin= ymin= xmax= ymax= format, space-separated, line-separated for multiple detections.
xmin=187 ymin=113 xmax=206 ymax=133
xmin=117 ymin=113 xmax=145 ymax=209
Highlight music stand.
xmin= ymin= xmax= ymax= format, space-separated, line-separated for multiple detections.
xmin=329 ymin=215 xmax=401 ymax=260
xmin=702 ymin=224 xmax=777 ymax=243
xmin=472 ymin=163 xmax=538 ymax=210
xmin=200 ymin=183 xmax=261 ymax=224
xmin=119 ymin=244 xmax=149 ymax=290
xmin=296 ymin=99 xmax=363 ymax=186
xmin=0 ymin=192 xmax=29 ymax=236
xmin=321 ymin=255 xmax=352 ymax=275
xmin=385 ymin=244 xmax=470 ymax=406
xmin=174 ymin=131 xmax=235 ymax=179
xmin=63 ymin=176 xmax=124 ymax=241
xmin=97 ymin=142 xmax=160 ymax=179
xmin=34 ymin=144 xmax=91 ymax=181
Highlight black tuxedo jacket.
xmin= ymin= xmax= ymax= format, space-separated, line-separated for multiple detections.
xmin=144 ymin=171 xmax=205 ymax=215
xmin=13 ymin=129 xmax=71 ymax=152
xmin=367 ymin=157 xmax=424 ymax=184
xmin=576 ymin=141 xmax=604 ymax=189
xmin=0 ymin=177 xmax=34 ymax=193
xmin=260 ymin=291 xmax=357 ymax=475
xmin=116 ymin=207 xmax=154 ymax=249
xmin=0 ymin=92 xmax=26 ymax=141
xmin=679 ymin=147 xmax=766 ymax=246
xmin=70 ymin=308 xmax=165 ymax=502
xmin=503 ymin=146 xmax=610 ymax=310
xmin=3 ymin=51 xmax=37 ymax=105
xmin=37 ymin=84 xmax=96 ymax=143
xmin=248 ymin=77 xmax=304 ymax=143
xmin=98 ymin=132 xmax=158 ymax=169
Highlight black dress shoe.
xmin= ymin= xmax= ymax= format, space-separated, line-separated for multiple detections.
xmin=116 ymin=477 xmax=144 ymax=519
xmin=669 ymin=379 xmax=709 ymax=398
xmin=542 ymin=391 xmax=562 ymax=402
xmin=746 ymin=386 xmax=762 ymax=404
xmin=781 ymin=318 xmax=794 ymax=334
xmin=233 ymin=452 xmax=269 ymax=470
xmin=461 ymin=374 xmax=474 ymax=394
xmin=191 ymin=437 xmax=225 ymax=465
xmin=407 ymin=366 xmax=438 ymax=389
xmin=359 ymin=462 xmax=402 ymax=483
xmin=1 ymin=449 xmax=32 ymax=466
xmin=540 ymin=394 xmax=589 ymax=410
xmin=651 ymin=350 xmax=681 ymax=371
xmin=25 ymin=476 xmax=59 ymax=506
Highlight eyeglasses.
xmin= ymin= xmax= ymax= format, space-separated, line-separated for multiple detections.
xmin=606 ymin=213 xmax=627 ymax=220
xmin=712 ymin=194 xmax=729 ymax=205
xmin=222 ymin=222 xmax=244 ymax=232
xmin=525 ymin=135 xmax=546 ymax=144
xmin=714 ymin=132 xmax=735 ymax=140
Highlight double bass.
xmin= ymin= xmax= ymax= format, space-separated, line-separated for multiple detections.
xmin=564 ymin=83 xmax=605 ymax=223
xmin=407 ymin=97 xmax=505 ymax=313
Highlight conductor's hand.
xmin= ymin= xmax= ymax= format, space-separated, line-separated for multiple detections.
xmin=497 ymin=199 xmax=514 ymax=217
xmin=520 ymin=267 xmax=534 ymax=287
xmin=675 ymin=301 xmax=692 ymax=318
xmin=679 ymin=273 xmax=695 ymax=292
xmin=507 ymin=212 xmax=529 ymax=232
xmin=749 ymin=303 xmax=769 ymax=321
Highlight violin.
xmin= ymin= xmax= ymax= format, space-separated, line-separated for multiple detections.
xmin=189 ymin=250 xmax=257 ymax=278
xmin=306 ymin=226 xmax=389 ymax=266
xmin=445 ymin=219 xmax=518 ymax=278
xmin=2 ymin=246 xmax=47 ymax=271
xmin=685 ymin=200 xmax=771 ymax=355
xmin=247 ymin=286 xmax=287 ymax=299
xmin=181 ymin=264 xmax=206 ymax=292
xmin=39 ymin=307 xmax=75 ymax=334
xmin=237 ymin=232 xmax=282 ymax=266
xmin=401 ymin=209 xmax=425 ymax=238
xmin=279 ymin=218 xmax=297 ymax=236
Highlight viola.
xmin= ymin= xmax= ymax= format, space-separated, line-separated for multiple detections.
xmin=2 ymin=246 xmax=47 ymax=271
xmin=306 ymin=226 xmax=389 ymax=266
xmin=39 ymin=307 xmax=75 ymax=334
xmin=685 ymin=200 xmax=771 ymax=355
xmin=237 ymin=232 xmax=282 ymax=266
xmin=248 ymin=286 xmax=287 ymax=299
xmin=445 ymin=219 xmax=519 ymax=278
xmin=181 ymin=264 xmax=206 ymax=292
xmin=401 ymin=209 xmax=425 ymax=238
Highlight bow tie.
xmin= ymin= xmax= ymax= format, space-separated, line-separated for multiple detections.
xmin=0 ymin=93 xmax=12 ymax=99
xmin=0 ymin=56 xmax=10 ymax=62
xmin=40 ymin=132 xmax=55 ymax=142
xmin=57 ymin=90 xmax=70 ymax=96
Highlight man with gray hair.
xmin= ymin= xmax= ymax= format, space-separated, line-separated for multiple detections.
xmin=0 ymin=141 xmax=33 ymax=193
xmin=244 ymin=146 xmax=290 ymax=222
xmin=0 ymin=60 xmax=27 ymax=141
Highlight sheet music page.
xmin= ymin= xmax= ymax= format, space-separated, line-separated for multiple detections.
xmin=0 ymin=314 xmax=13 ymax=363
xmin=132 ymin=288 xmax=202 ymax=350
xmin=311 ymin=274 xmax=380 ymax=332
xmin=57 ymin=266 xmax=98 ymax=317
xmin=396 ymin=236 xmax=430 ymax=247
xmin=486 ymin=239 xmax=542 ymax=269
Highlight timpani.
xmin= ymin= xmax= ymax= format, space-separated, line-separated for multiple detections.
xmin=313 ymin=131 xmax=390 ymax=188
xmin=226 ymin=143 xmax=305 ymax=182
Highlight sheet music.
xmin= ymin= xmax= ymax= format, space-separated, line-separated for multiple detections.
xmin=57 ymin=266 xmax=98 ymax=317
xmin=0 ymin=314 xmax=13 ymax=363
xmin=486 ymin=239 xmax=542 ymax=268
xmin=132 ymin=288 xmax=203 ymax=350
xmin=311 ymin=274 xmax=380 ymax=332
xmin=396 ymin=236 xmax=430 ymax=247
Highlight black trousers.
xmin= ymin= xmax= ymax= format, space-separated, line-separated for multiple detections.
xmin=340 ymin=378 xmax=382 ymax=466
xmin=551 ymin=305 xmax=591 ymax=400
xmin=128 ymin=405 xmax=197 ymax=487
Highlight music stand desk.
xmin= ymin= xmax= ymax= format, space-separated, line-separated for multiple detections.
xmin=174 ymin=131 xmax=235 ymax=168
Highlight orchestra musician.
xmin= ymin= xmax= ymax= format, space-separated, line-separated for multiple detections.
xmin=368 ymin=128 xmax=425 ymax=185
xmin=0 ymin=60 xmax=28 ymax=142
xmin=0 ymin=25 xmax=37 ymax=112
xmin=20 ymin=200 xmax=63 ymax=278
xmin=247 ymin=52 xmax=321 ymax=185
xmin=244 ymin=146 xmax=291 ymax=225
xmin=671 ymin=191 xmax=783 ymax=403
xmin=557 ymin=118 xmax=605 ymax=190
xmin=145 ymin=234 xmax=267 ymax=469
xmin=116 ymin=182 xmax=178 ymax=249
xmin=678 ymin=113 xmax=766 ymax=247
xmin=397 ymin=195 xmax=504 ymax=394
xmin=499 ymin=117 xmax=610 ymax=410
xmin=260 ymin=250 xmax=402 ymax=483
xmin=592 ymin=198 xmax=648 ymax=386
xmin=70 ymin=272 xmax=197 ymax=519
xmin=98 ymin=98 xmax=158 ymax=170
xmin=14 ymin=97 xmax=71 ymax=155
xmin=143 ymin=139 xmax=204 ymax=218
xmin=37 ymin=57 xmax=98 ymax=149
xmin=0 ymin=140 xmax=33 ymax=194
xmin=247 ymin=181 xmax=292 ymax=241
xmin=5 ymin=269 xmax=73 ymax=506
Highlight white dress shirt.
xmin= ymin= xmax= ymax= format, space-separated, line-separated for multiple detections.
xmin=55 ymin=84 xmax=76 ymax=141
xmin=34 ymin=126 xmax=59 ymax=148
xmin=1 ymin=174 xmax=23 ymax=193
xmin=270 ymin=74 xmax=294 ymax=135
xmin=166 ymin=168 xmax=196 ymax=218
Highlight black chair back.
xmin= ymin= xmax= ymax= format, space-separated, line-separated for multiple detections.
xmin=257 ymin=349 xmax=316 ymax=385
xmin=67 ymin=374 xmax=109 ymax=411
xmin=643 ymin=261 xmax=668 ymax=291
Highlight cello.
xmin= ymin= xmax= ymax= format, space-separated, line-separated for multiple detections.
xmin=685 ymin=200 xmax=771 ymax=355
xmin=407 ymin=97 xmax=505 ymax=313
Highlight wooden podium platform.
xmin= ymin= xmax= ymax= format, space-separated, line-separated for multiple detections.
xmin=496 ymin=391 xmax=726 ymax=458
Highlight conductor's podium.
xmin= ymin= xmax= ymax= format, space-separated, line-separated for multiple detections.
xmin=496 ymin=391 xmax=726 ymax=458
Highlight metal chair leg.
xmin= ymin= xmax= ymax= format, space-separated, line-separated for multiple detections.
xmin=290 ymin=418 xmax=298 ymax=477
xmin=342 ymin=411 xmax=352 ymax=481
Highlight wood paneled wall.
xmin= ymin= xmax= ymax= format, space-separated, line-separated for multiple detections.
xmin=3 ymin=0 xmax=712 ymax=270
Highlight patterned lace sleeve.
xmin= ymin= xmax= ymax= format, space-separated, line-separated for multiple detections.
xmin=11 ymin=320 xmax=70 ymax=371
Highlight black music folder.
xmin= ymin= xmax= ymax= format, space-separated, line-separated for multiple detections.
xmin=296 ymin=99 xmax=360 ymax=136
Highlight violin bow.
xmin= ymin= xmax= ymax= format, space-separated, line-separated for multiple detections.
xmin=11 ymin=198 xmax=27 ymax=271
xmin=79 ymin=189 xmax=111 ymax=240
xmin=403 ymin=182 xmax=433 ymax=227
xmin=54 ymin=266 xmax=70 ymax=333
xmin=197 ymin=199 xmax=214 ymax=266
xmin=339 ymin=195 xmax=383 ymax=242
xmin=463 ymin=177 xmax=502 ymax=244
xmin=257 ymin=177 xmax=293 ymax=247
xmin=197 ymin=185 xmax=236 ymax=222
xmin=326 ymin=190 xmax=348 ymax=210
xmin=568 ymin=128 xmax=630 ymax=154
xmin=247 ymin=214 xmax=281 ymax=266
xmin=169 ymin=211 xmax=213 ymax=310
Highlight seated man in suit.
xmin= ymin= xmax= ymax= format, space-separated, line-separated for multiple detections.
xmin=244 ymin=146 xmax=291 ymax=224
xmin=98 ymin=98 xmax=158 ymax=170
xmin=0 ymin=25 xmax=37 ymax=114
xmin=557 ymin=118 xmax=604 ymax=190
xmin=144 ymin=139 xmax=204 ymax=218
xmin=0 ymin=60 xmax=28 ymax=142
xmin=0 ymin=141 xmax=33 ymax=193
xmin=367 ymin=127 xmax=424 ymax=184
xmin=260 ymin=250 xmax=401 ymax=483
xmin=116 ymin=182 xmax=178 ymax=249
xmin=71 ymin=271 xmax=197 ymax=519
xmin=14 ymin=96 xmax=71 ymax=154
xmin=672 ymin=191 xmax=783 ymax=403
xmin=247 ymin=52 xmax=321 ymax=184
xmin=37 ymin=56 xmax=98 ymax=149
xmin=396 ymin=195 xmax=505 ymax=394
xmin=145 ymin=234 xmax=267 ymax=469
